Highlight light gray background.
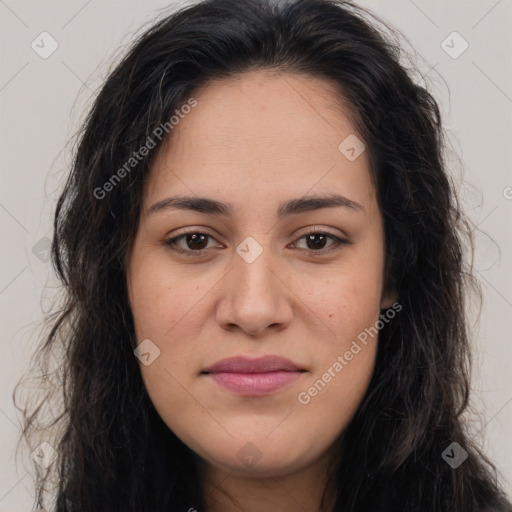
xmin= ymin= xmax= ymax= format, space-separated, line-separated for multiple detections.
xmin=1 ymin=1 xmax=510 ymax=510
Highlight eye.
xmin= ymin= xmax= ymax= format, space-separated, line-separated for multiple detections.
xmin=164 ymin=231 xmax=220 ymax=255
xmin=164 ymin=228 xmax=349 ymax=256
xmin=291 ymin=229 xmax=348 ymax=254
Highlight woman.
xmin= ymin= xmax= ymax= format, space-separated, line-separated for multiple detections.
xmin=15 ymin=0 xmax=512 ymax=510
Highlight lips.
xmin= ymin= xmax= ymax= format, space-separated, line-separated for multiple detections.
xmin=202 ymin=355 xmax=305 ymax=396
xmin=203 ymin=355 xmax=302 ymax=374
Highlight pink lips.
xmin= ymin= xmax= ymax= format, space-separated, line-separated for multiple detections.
xmin=202 ymin=356 xmax=305 ymax=396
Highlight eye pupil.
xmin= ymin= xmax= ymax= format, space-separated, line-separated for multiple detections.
xmin=306 ymin=233 xmax=327 ymax=250
xmin=187 ymin=233 xmax=208 ymax=250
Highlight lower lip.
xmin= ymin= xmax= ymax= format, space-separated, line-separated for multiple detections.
xmin=205 ymin=371 xmax=303 ymax=396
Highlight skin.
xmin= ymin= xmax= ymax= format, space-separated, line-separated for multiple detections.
xmin=126 ymin=69 xmax=395 ymax=512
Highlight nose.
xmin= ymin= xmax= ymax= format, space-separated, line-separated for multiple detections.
xmin=215 ymin=246 xmax=293 ymax=337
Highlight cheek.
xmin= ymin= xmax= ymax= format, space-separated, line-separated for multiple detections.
xmin=128 ymin=253 xmax=208 ymax=344
xmin=302 ymin=259 xmax=384 ymax=339
xmin=296 ymin=342 xmax=377 ymax=453
xmin=291 ymin=259 xmax=383 ymax=425
xmin=131 ymin=273 xmax=206 ymax=443
xmin=293 ymin=277 xmax=382 ymax=445
xmin=129 ymin=257 xmax=224 ymax=434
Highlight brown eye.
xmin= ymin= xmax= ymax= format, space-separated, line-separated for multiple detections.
xmin=182 ymin=233 xmax=209 ymax=250
xmin=293 ymin=231 xmax=348 ymax=254
xmin=304 ymin=233 xmax=330 ymax=250
xmin=165 ymin=232 xmax=218 ymax=254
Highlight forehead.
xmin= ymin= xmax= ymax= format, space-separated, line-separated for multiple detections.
xmin=145 ymin=69 xmax=374 ymax=211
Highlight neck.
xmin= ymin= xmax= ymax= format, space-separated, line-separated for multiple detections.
xmin=199 ymin=452 xmax=336 ymax=512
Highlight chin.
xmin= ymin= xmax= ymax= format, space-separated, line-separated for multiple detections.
xmin=188 ymin=431 xmax=323 ymax=478
xmin=208 ymin=449 xmax=312 ymax=478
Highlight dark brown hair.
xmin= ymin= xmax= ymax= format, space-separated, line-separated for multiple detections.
xmin=15 ymin=0 xmax=511 ymax=510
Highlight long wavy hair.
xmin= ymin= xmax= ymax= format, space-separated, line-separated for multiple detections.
xmin=14 ymin=0 xmax=511 ymax=510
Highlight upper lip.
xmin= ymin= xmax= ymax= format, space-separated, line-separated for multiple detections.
xmin=202 ymin=355 xmax=303 ymax=374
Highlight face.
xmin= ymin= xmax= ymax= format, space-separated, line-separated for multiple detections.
xmin=126 ymin=69 xmax=393 ymax=479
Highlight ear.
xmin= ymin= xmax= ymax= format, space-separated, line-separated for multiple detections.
xmin=380 ymin=288 xmax=398 ymax=310
xmin=381 ymin=251 xmax=397 ymax=309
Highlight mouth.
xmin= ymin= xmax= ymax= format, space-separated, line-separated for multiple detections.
xmin=201 ymin=355 xmax=306 ymax=396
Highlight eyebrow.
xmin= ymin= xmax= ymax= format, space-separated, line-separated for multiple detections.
xmin=146 ymin=193 xmax=363 ymax=219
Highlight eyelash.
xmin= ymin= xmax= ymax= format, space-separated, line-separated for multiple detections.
xmin=164 ymin=228 xmax=349 ymax=257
